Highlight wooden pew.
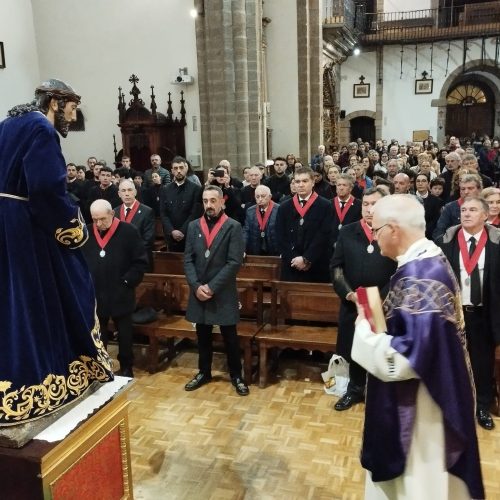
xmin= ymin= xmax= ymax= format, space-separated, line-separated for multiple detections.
xmin=133 ymin=273 xmax=264 ymax=383
xmin=255 ymin=281 xmax=340 ymax=388
xmin=152 ymin=251 xmax=281 ymax=283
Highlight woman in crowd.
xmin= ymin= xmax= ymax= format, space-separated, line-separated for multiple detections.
xmin=481 ymin=186 xmax=500 ymax=227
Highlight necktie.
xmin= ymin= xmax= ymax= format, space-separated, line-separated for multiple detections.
xmin=125 ymin=207 xmax=131 ymax=219
xmin=260 ymin=208 xmax=265 ymax=218
xmin=469 ymin=236 xmax=481 ymax=306
xmin=299 ymin=199 xmax=306 ymax=207
xmin=340 ymin=201 xmax=345 ymax=210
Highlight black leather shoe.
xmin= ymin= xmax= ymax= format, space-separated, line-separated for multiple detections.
xmin=117 ymin=366 xmax=134 ymax=378
xmin=185 ymin=372 xmax=212 ymax=391
xmin=231 ymin=377 xmax=249 ymax=396
xmin=334 ymin=393 xmax=364 ymax=411
xmin=477 ymin=409 xmax=495 ymax=430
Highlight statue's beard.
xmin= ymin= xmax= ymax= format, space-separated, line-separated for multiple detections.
xmin=54 ymin=106 xmax=71 ymax=137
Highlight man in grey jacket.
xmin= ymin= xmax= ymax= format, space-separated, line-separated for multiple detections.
xmin=183 ymin=185 xmax=249 ymax=396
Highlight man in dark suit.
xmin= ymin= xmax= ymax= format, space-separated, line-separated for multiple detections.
xmin=330 ymin=187 xmax=397 ymax=410
xmin=87 ymin=166 xmax=121 ymax=213
xmin=275 ymin=166 xmax=332 ymax=282
xmin=183 ymin=185 xmax=249 ymax=396
xmin=82 ymin=199 xmax=148 ymax=377
xmin=331 ymin=173 xmax=362 ymax=246
xmin=433 ymin=173 xmax=482 ymax=241
xmin=160 ymin=156 xmax=202 ymax=252
xmin=438 ymin=197 xmax=500 ymax=430
xmin=415 ymin=172 xmax=444 ymax=239
xmin=114 ymin=179 xmax=155 ymax=271
xmin=265 ymin=156 xmax=291 ymax=202
xmin=243 ymin=185 xmax=280 ymax=255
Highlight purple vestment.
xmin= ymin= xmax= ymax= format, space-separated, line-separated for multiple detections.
xmin=361 ymin=251 xmax=484 ymax=499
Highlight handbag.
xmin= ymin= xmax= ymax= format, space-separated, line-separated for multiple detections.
xmin=321 ymin=354 xmax=349 ymax=396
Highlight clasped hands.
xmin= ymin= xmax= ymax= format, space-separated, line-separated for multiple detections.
xmin=290 ymin=256 xmax=311 ymax=271
xmin=196 ymin=284 xmax=213 ymax=301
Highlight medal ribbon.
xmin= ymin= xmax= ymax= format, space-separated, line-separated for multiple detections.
xmin=119 ymin=201 xmax=139 ymax=222
xmin=93 ymin=217 xmax=120 ymax=251
xmin=359 ymin=219 xmax=374 ymax=245
xmin=199 ymin=213 xmax=229 ymax=250
xmin=458 ymin=228 xmax=487 ymax=276
xmin=256 ymin=201 xmax=274 ymax=232
xmin=333 ymin=196 xmax=354 ymax=224
xmin=293 ymin=192 xmax=318 ymax=219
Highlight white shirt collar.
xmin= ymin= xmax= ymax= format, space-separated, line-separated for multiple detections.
xmin=396 ymin=237 xmax=442 ymax=267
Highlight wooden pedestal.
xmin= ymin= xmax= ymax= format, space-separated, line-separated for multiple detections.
xmin=0 ymin=389 xmax=133 ymax=500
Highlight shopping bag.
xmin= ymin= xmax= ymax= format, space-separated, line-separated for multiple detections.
xmin=321 ymin=354 xmax=349 ymax=396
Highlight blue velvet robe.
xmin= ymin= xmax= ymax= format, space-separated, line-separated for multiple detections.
xmin=0 ymin=111 xmax=113 ymax=425
xmin=361 ymin=250 xmax=484 ymax=499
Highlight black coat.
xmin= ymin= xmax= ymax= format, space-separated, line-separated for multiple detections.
xmin=275 ymin=194 xmax=332 ymax=282
xmin=330 ymin=196 xmax=362 ymax=247
xmin=265 ymin=174 xmax=291 ymax=202
xmin=437 ymin=224 xmax=500 ymax=344
xmin=330 ymin=221 xmax=397 ymax=360
xmin=421 ymin=193 xmax=444 ymax=240
xmin=82 ymin=221 xmax=148 ymax=317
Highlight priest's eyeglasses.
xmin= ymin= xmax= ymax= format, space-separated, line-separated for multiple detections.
xmin=371 ymin=223 xmax=389 ymax=237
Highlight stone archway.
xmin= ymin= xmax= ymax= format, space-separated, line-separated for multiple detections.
xmin=338 ymin=110 xmax=376 ymax=146
xmin=433 ymin=59 xmax=500 ymax=144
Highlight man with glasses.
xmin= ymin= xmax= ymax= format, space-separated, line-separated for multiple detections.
xmin=330 ymin=187 xmax=396 ymax=411
xmin=352 ymin=194 xmax=484 ymax=499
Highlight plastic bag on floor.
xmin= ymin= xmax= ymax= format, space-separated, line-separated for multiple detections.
xmin=321 ymin=354 xmax=349 ymax=396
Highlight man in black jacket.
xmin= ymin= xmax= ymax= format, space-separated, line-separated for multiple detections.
xmin=265 ymin=156 xmax=291 ymax=202
xmin=160 ymin=156 xmax=202 ymax=252
xmin=82 ymin=199 xmax=148 ymax=377
xmin=330 ymin=187 xmax=397 ymax=410
xmin=437 ymin=197 xmax=500 ymax=430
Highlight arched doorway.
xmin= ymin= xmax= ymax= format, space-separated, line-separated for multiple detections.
xmin=445 ymin=80 xmax=494 ymax=139
xmin=350 ymin=116 xmax=375 ymax=144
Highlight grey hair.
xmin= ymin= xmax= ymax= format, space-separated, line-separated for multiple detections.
xmin=255 ymin=184 xmax=271 ymax=196
xmin=460 ymin=173 xmax=482 ymax=190
xmin=373 ymin=194 xmax=426 ymax=231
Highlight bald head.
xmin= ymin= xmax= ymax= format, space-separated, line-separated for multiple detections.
xmin=393 ymin=173 xmax=410 ymax=194
xmin=90 ymin=199 xmax=114 ymax=231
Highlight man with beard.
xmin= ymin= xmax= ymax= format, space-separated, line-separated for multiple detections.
xmin=160 ymin=156 xmax=202 ymax=252
xmin=183 ymin=185 xmax=249 ymax=396
xmin=0 ymin=79 xmax=113 ymax=426
xmin=265 ymin=157 xmax=291 ymax=202
xmin=66 ymin=162 xmax=86 ymax=206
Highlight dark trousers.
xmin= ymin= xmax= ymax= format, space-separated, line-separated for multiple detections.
xmin=196 ymin=323 xmax=242 ymax=379
xmin=347 ymin=360 xmax=366 ymax=396
xmin=99 ymin=314 xmax=134 ymax=369
xmin=463 ymin=308 xmax=496 ymax=410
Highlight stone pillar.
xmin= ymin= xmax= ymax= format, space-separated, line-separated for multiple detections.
xmin=296 ymin=0 xmax=322 ymax=164
xmin=375 ymin=46 xmax=383 ymax=141
xmin=194 ymin=0 xmax=265 ymax=175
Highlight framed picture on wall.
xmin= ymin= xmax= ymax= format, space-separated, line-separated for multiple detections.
xmin=353 ymin=83 xmax=370 ymax=98
xmin=415 ymin=79 xmax=433 ymax=94
xmin=0 ymin=42 xmax=5 ymax=69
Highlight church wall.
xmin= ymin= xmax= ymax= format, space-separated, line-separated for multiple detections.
xmin=29 ymin=0 xmax=201 ymax=167
xmin=263 ymin=0 xmax=300 ymax=157
xmin=339 ymin=36 xmax=499 ymax=143
xmin=383 ymin=0 xmax=432 ymax=13
xmin=0 ymin=0 xmax=40 ymax=118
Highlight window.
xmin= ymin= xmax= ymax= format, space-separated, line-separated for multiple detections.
xmin=447 ymin=84 xmax=487 ymax=105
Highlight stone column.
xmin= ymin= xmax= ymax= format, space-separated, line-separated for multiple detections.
xmin=194 ymin=0 xmax=265 ymax=175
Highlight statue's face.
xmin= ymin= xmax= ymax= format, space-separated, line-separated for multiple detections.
xmin=54 ymin=100 xmax=78 ymax=137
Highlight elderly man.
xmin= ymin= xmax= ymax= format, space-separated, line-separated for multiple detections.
xmin=331 ymin=173 xmax=362 ymax=246
xmin=330 ymin=187 xmax=396 ymax=411
xmin=441 ymin=151 xmax=462 ymax=201
xmin=240 ymin=165 xmax=262 ymax=208
xmin=462 ymin=153 xmax=493 ymax=188
xmin=438 ymin=197 xmax=500 ymax=430
xmin=144 ymin=153 xmax=171 ymax=187
xmin=352 ymin=194 xmax=484 ymax=499
xmin=275 ymin=167 xmax=332 ymax=282
xmin=160 ymin=155 xmax=202 ymax=252
xmin=0 ymin=79 xmax=114 ymax=425
xmin=183 ymin=185 xmax=249 ymax=396
xmin=82 ymin=200 xmax=148 ymax=378
xmin=433 ymin=173 xmax=482 ymax=240
xmin=310 ymin=144 xmax=326 ymax=172
xmin=243 ymin=185 xmax=280 ymax=255
xmin=385 ymin=158 xmax=400 ymax=182
xmin=114 ymin=179 xmax=155 ymax=270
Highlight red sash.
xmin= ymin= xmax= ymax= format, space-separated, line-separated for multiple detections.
xmin=119 ymin=201 xmax=139 ymax=222
xmin=256 ymin=201 xmax=274 ymax=232
xmin=293 ymin=192 xmax=318 ymax=219
xmin=199 ymin=213 xmax=229 ymax=250
xmin=458 ymin=198 xmax=464 ymax=207
xmin=458 ymin=228 xmax=487 ymax=276
xmin=93 ymin=218 xmax=120 ymax=252
xmin=333 ymin=196 xmax=354 ymax=224
xmin=360 ymin=219 xmax=374 ymax=245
